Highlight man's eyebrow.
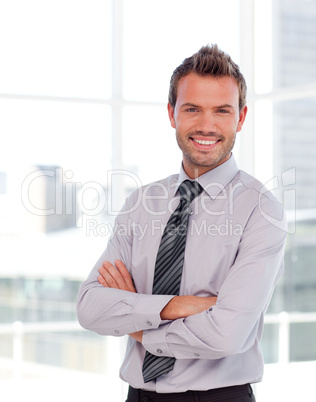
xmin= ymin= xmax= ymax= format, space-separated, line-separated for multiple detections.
xmin=180 ymin=102 xmax=201 ymax=109
xmin=179 ymin=103 xmax=235 ymax=109
xmin=216 ymin=104 xmax=234 ymax=109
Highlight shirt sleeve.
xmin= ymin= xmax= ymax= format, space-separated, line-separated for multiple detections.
xmin=142 ymin=196 xmax=287 ymax=360
xmin=76 ymin=192 xmax=173 ymax=337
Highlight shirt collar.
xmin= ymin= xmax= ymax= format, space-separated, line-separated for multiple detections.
xmin=174 ymin=154 xmax=239 ymax=199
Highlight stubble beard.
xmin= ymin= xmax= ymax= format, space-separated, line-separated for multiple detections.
xmin=176 ymin=131 xmax=237 ymax=171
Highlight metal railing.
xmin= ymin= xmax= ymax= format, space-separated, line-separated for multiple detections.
xmin=0 ymin=321 xmax=83 ymax=380
xmin=1 ymin=311 xmax=316 ymax=380
xmin=264 ymin=311 xmax=316 ymax=364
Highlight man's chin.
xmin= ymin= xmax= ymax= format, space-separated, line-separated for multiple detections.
xmin=183 ymin=153 xmax=232 ymax=173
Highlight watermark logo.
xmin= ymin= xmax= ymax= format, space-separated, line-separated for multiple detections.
xmin=20 ymin=168 xmax=142 ymax=227
xmin=20 ymin=167 xmax=296 ymax=235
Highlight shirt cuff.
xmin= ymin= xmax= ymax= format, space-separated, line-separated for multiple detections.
xmin=132 ymin=294 xmax=174 ymax=331
xmin=142 ymin=321 xmax=174 ymax=357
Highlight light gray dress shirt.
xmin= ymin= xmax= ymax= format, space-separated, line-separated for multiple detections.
xmin=76 ymin=155 xmax=287 ymax=393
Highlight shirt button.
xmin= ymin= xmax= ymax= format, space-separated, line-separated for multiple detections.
xmin=146 ymin=321 xmax=152 ymax=326
xmin=189 ymin=209 xmax=193 ymax=215
xmin=114 ymin=330 xmax=119 ymax=334
xmin=194 ymin=353 xmax=200 ymax=357
xmin=157 ymin=349 xmax=163 ymax=354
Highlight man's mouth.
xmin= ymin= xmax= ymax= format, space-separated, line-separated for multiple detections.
xmin=192 ymin=138 xmax=219 ymax=145
xmin=189 ymin=136 xmax=221 ymax=150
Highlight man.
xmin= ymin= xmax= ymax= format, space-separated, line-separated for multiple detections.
xmin=77 ymin=45 xmax=287 ymax=401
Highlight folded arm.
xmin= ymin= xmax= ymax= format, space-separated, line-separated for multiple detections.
xmin=77 ymin=190 xmax=218 ymax=339
xmin=76 ymin=194 xmax=175 ymax=337
xmin=77 ymin=190 xmax=287 ymax=361
xmin=97 ymin=260 xmax=217 ymax=342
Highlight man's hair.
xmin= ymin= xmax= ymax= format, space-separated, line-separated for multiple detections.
xmin=168 ymin=44 xmax=247 ymax=111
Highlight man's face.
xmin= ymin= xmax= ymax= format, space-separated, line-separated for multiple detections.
xmin=168 ymin=73 xmax=247 ymax=178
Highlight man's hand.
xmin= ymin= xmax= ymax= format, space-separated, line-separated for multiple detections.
xmin=160 ymin=295 xmax=217 ymax=320
xmin=98 ymin=260 xmax=136 ymax=293
xmin=129 ymin=331 xmax=143 ymax=343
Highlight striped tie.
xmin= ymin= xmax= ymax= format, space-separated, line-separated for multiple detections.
xmin=142 ymin=180 xmax=203 ymax=383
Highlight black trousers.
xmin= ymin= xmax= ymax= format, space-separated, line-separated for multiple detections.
xmin=126 ymin=384 xmax=256 ymax=402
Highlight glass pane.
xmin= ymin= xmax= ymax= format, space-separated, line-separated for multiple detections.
xmin=0 ymin=0 xmax=112 ymax=99
xmin=0 ymin=98 xmax=114 ymax=393
xmin=123 ymin=0 xmax=240 ymax=102
xmin=274 ymin=98 xmax=316 ymax=210
xmin=290 ymin=323 xmax=316 ymax=361
xmin=254 ymin=97 xmax=316 ymax=211
xmin=274 ymin=0 xmax=316 ymax=89
xmin=255 ymin=0 xmax=316 ymax=93
xmin=255 ymin=97 xmax=316 ymax=367
xmin=122 ymin=105 xmax=180 ymax=184
xmin=0 ymin=99 xmax=111 ymax=181
xmin=0 ymin=99 xmax=111 ymax=278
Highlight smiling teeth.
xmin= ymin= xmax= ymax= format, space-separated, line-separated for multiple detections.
xmin=193 ymin=139 xmax=217 ymax=145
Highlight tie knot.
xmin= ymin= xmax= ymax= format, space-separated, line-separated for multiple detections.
xmin=179 ymin=180 xmax=203 ymax=204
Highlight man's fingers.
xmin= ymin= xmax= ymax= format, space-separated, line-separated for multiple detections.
xmin=115 ymin=260 xmax=136 ymax=293
xmin=98 ymin=274 xmax=108 ymax=287
xmin=99 ymin=260 xmax=135 ymax=292
xmin=99 ymin=265 xmax=121 ymax=288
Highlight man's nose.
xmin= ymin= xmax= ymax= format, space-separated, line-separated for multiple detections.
xmin=195 ymin=112 xmax=216 ymax=133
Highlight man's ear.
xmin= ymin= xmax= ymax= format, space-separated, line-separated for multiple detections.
xmin=237 ymin=105 xmax=248 ymax=132
xmin=167 ymin=103 xmax=176 ymax=129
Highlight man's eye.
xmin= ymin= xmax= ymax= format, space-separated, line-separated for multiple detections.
xmin=186 ymin=108 xmax=198 ymax=112
xmin=218 ymin=109 xmax=229 ymax=114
